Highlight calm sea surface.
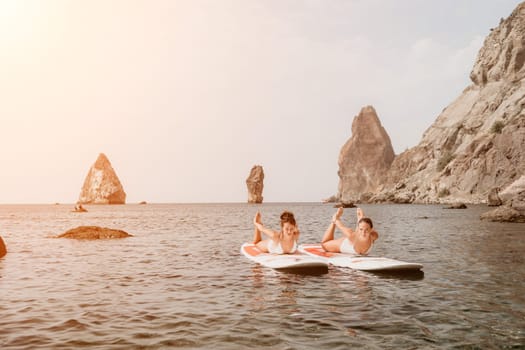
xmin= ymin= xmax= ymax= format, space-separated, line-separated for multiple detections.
xmin=0 ymin=203 xmax=524 ymax=349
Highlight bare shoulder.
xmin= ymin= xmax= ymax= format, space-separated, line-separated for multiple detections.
xmin=371 ymin=230 xmax=379 ymax=241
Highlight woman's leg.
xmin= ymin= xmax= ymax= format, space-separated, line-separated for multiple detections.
xmin=321 ymin=222 xmax=336 ymax=243
xmin=255 ymin=240 xmax=269 ymax=252
xmin=321 ymin=208 xmax=345 ymax=252
xmin=321 ymin=222 xmax=346 ymax=252
xmin=252 ymin=212 xmax=270 ymax=252
xmin=253 ymin=227 xmax=262 ymax=244
xmin=252 ymin=212 xmax=262 ymax=244
xmin=321 ymin=208 xmax=343 ymax=243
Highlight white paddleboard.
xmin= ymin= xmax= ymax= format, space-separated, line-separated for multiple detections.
xmin=298 ymin=244 xmax=423 ymax=272
xmin=241 ymin=243 xmax=328 ymax=270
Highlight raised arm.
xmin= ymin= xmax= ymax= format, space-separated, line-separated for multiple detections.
xmin=253 ymin=212 xmax=279 ymax=240
xmin=355 ymin=207 xmax=364 ymax=231
xmin=355 ymin=208 xmax=379 ymax=242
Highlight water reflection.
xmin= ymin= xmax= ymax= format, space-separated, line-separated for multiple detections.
xmin=278 ymin=265 xmax=328 ymax=276
xmin=250 ymin=265 xmax=265 ymax=286
xmin=247 ymin=262 xmax=328 ymax=319
xmin=371 ymin=270 xmax=425 ymax=281
xmin=325 ymin=269 xmax=374 ymax=306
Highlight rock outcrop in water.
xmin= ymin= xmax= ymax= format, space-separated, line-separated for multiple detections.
xmin=0 ymin=236 xmax=6 ymax=258
xmin=56 ymin=226 xmax=132 ymax=239
xmin=337 ymin=106 xmax=395 ymax=203
xmin=481 ymin=175 xmax=525 ymax=222
xmin=498 ymin=175 xmax=525 ymax=210
xmin=78 ymin=153 xmax=126 ymax=204
xmin=246 ymin=165 xmax=264 ymax=204
xmin=348 ymin=3 xmax=525 ymax=210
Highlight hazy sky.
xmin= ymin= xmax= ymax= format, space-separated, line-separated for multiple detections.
xmin=0 ymin=0 xmax=522 ymax=203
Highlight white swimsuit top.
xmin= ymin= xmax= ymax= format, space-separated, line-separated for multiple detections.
xmin=340 ymin=238 xmax=373 ymax=255
xmin=268 ymin=240 xmax=298 ymax=254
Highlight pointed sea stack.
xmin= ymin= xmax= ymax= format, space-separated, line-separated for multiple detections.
xmin=337 ymin=106 xmax=395 ymax=203
xmin=78 ymin=153 xmax=126 ymax=204
xmin=246 ymin=165 xmax=264 ymax=204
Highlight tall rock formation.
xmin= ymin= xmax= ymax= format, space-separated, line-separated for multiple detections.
xmin=246 ymin=165 xmax=264 ymax=204
xmin=373 ymin=2 xmax=525 ymax=204
xmin=337 ymin=106 xmax=395 ymax=203
xmin=78 ymin=153 xmax=126 ymax=204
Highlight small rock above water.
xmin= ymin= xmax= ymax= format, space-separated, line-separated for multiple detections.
xmin=443 ymin=203 xmax=467 ymax=209
xmin=55 ymin=226 xmax=132 ymax=239
xmin=481 ymin=175 xmax=525 ymax=222
xmin=498 ymin=175 xmax=525 ymax=211
xmin=480 ymin=206 xmax=525 ymax=223
xmin=72 ymin=204 xmax=88 ymax=213
xmin=487 ymin=188 xmax=503 ymax=206
xmin=333 ymin=202 xmax=356 ymax=208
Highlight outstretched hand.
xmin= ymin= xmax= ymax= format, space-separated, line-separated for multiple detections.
xmin=356 ymin=208 xmax=364 ymax=221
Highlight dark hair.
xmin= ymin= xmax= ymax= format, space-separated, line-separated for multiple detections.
xmin=358 ymin=217 xmax=373 ymax=228
xmin=280 ymin=211 xmax=296 ymax=227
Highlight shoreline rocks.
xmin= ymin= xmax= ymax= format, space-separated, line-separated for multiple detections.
xmin=443 ymin=203 xmax=467 ymax=209
xmin=333 ymin=202 xmax=356 ymax=208
xmin=487 ymin=188 xmax=503 ymax=206
xmin=480 ymin=206 xmax=525 ymax=223
xmin=480 ymin=175 xmax=525 ymax=222
xmin=55 ymin=226 xmax=133 ymax=239
xmin=322 ymin=195 xmax=338 ymax=203
xmin=498 ymin=175 xmax=525 ymax=211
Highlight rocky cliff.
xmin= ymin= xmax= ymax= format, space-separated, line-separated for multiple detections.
xmin=337 ymin=106 xmax=395 ymax=203
xmin=370 ymin=2 xmax=525 ymax=205
xmin=246 ymin=165 xmax=264 ymax=204
xmin=78 ymin=153 xmax=126 ymax=204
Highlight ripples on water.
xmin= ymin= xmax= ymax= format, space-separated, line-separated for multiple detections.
xmin=0 ymin=203 xmax=524 ymax=349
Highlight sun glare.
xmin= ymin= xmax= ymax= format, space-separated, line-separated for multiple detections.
xmin=0 ymin=0 xmax=42 ymax=45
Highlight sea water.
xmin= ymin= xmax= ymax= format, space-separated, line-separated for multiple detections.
xmin=0 ymin=203 xmax=524 ymax=349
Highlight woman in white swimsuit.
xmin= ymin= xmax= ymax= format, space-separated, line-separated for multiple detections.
xmin=321 ymin=207 xmax=378 ymax=255
xmin=252 ymin=211 xmax=300 ymax=254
